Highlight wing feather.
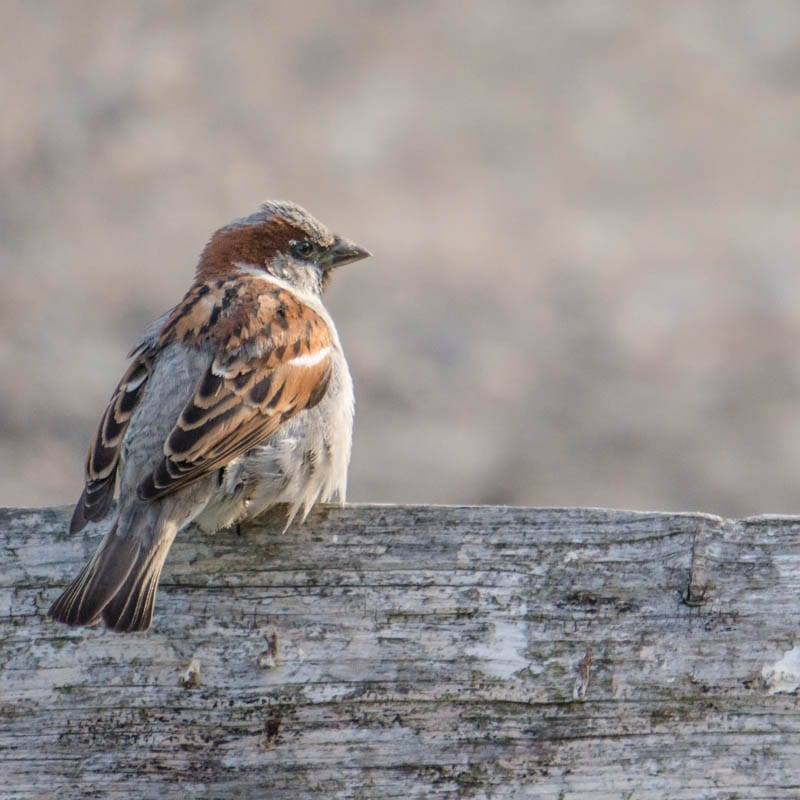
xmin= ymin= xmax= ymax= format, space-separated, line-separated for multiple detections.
xmin=70 ymin=347 xmax=154 ymax=533
xmin=137 ymin=276 xmax=334 ymax=501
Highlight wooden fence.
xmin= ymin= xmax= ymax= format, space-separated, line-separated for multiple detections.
xmin=2 ymin=504 xmax=800 ymax=798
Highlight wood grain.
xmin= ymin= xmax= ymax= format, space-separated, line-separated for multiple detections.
xmin=2 ymin=504 xmax=800 ymax=798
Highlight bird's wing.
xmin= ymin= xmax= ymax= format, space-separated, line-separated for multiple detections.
xmin=137 ymin=276 xmax=334 ymax=501
xmin=70 ymin=344 xmax=155 ymax=533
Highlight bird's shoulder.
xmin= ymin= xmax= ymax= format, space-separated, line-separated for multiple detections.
xmin=156 ymin=273 xmax=334 ymax=360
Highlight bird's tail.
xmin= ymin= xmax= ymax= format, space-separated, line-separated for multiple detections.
xmin=48 ymin=506 xmax=179 ymax=633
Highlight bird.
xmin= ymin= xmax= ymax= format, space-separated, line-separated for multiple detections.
xmin=48 ymin=200 xmax=370 ymax=633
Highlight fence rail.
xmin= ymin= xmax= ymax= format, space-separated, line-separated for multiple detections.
xmin=2 ymin=504 xmax=800 ymax=798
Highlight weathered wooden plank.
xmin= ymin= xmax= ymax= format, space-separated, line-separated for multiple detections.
xmin=2 ymin=505 xmax=800 ymax=798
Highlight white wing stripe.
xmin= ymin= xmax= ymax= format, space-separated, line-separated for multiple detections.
xmin=289 ymin=346 xmax=331 ymax=368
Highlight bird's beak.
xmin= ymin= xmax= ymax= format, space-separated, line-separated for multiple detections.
xmin=330 ymin=236 xmax=371 ymax=268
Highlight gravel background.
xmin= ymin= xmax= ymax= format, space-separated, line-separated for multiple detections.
xmin=2 ymin=1 xmax=800 ymax=517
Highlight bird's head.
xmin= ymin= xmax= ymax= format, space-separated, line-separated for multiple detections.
xmin=197 ymin=200 xmax=371 ymax=295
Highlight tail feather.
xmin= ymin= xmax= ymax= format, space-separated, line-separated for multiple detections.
xmin=49 ymin=506 xmax=179 ymax=633
xmin=48 ymin=522 xmax=139 ymax=627
xmin=101 ymin=537 xmax=175 ymax=632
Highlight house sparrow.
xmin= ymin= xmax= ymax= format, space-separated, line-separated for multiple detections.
xmin=48 ymin=200 xmax=370 ymax=633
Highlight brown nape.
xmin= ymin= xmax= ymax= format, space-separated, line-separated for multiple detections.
xmin=160 ymin=277 xmax=331 ymax=353
xmin=197 ymin=217 xmax=309 ymax=279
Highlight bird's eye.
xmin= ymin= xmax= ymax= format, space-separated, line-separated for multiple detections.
xmin=291 ymin=240 xmax=314 ymax=259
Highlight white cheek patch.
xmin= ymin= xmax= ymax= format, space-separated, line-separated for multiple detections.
xmin=233 ymin=262 xmax=268 ymax=278
xmin=289 ymin=346 xmax=331 ymax=368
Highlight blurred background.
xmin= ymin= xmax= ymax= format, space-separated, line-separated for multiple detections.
xmin=2 ymin=0 xmax=800 ymax=517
